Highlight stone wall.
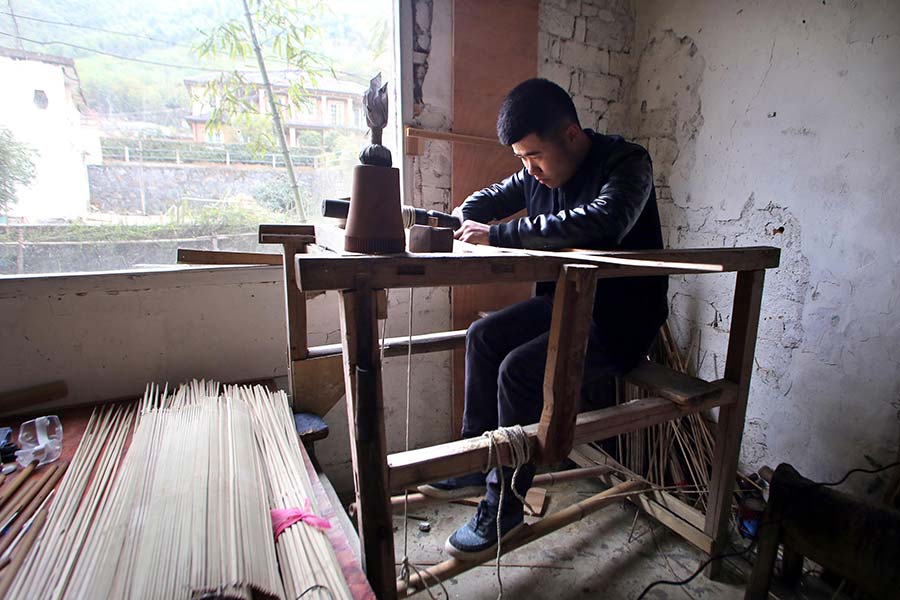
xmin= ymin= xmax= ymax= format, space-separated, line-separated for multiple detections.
xmin=538 ymin=0 xmax=635 ymax=132
xmin=85 ymin=162 xmax=356 ymax=217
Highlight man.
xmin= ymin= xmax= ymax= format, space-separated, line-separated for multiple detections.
xmin=418 ymin=78 xmax=668 ymax=560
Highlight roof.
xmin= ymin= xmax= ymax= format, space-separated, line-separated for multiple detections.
xmin=0 ymin=47 xmax=76 ymax=67
xmin=184 ymin=70 xmax=365 ymax=96
xmin=0 ymin=46 xmax=86 ymax=111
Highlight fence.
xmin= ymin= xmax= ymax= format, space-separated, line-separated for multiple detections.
xmin=100 ymin=139 xmax=319 ymax=168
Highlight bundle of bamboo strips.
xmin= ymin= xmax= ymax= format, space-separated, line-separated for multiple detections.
xmin=64 ymin=381 xmax=282 ymax=599
xmin=6 ymin=381 xmax=351 ymax=600
xmin=8 ymin=402 xmax=136 ymax=598
xmin=234 ymin=384 xmax=352 ymax=600
xmin=608 ymin=321 xmax=716 ymax=510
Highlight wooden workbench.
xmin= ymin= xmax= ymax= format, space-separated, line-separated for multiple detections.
xmin=261 ymin=224 xmax=779 ymax=599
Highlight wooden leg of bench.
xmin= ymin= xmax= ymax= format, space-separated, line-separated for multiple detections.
xmin=339 ymin=287 xmax=396 ymax=600
xmin=705 ymin=270 xmax=765 ymax=578
xmin=537 ymin=265 xmax=599 ymax=464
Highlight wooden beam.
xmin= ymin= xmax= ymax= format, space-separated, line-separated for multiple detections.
xmin=388 ymin=384 xmax=735 ymax=492
xmin=258 ymin=223 xmax=316 ymax=240
xmin=704 ymin=270 xmax=766 ymax=578
xmin=537 ymin=265 xmax=599 ymax=464
xmin=398 ymin=479 xmax=648 ymax=597
xmin=338 ymin=287 xmax=397 ymax=600
xmin=568 ymin=445 xmax=713 ymax=553
xmin=176 ymin=248 xmax=282 ymax=266
xmin=295 ymin=247 xmax=781 ymax=292
xmin=306 ymin=329 xmax=467 ymax=360
xmin=380 ymin=466 xmax=613 ymax=514
xmin=404 ymin=125 xmax=502 ymax=148
xmin=625 ymin=360 xmax=723 ymax=405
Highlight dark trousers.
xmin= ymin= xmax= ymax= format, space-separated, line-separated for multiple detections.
xmin=463 ymin=296 xmax=637 ymax=512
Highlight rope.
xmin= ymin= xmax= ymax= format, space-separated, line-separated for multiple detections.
xmin=396 ymin=287 xmax=448 ymax=600
xmin=482 ymin=425 xmax=532 ymax=600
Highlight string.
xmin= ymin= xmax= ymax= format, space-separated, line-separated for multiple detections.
xmin=396 ymin=286 xmax=448 ymax=600
xmin=482 ymin=425 xmax=532 ymax=600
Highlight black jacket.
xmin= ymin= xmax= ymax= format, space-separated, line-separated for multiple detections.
xmin=459 ymin=130 xmax=668 ymax=369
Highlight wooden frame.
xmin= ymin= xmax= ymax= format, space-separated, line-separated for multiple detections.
xmin=265 ymin=225 xmax=778 ymax=599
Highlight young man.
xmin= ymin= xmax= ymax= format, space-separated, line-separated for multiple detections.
xmin=419 ymin=78 xmax=669 ymax=560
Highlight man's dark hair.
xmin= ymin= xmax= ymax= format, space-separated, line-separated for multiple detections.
xmin=496 ymin=78 xmax=580 ymax=145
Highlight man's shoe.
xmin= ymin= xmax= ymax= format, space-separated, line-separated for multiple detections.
xmin=417 ymin=472 xmax=487 ymax=500
xmin=444 ymin=499 xmax=524 ymax=561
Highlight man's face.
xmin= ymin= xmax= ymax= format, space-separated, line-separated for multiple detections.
xmin=511 ymin=125 xmax=581 ymax=189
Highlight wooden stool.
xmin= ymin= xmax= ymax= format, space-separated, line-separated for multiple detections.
xmin=294 ymin=412 xmax=329 ymax=468
xmin=746 ymin=463 xmax=900 ymax=600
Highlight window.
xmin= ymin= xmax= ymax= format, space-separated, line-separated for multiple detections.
xmin=33 ymin=90 xmax=48 ymax=109
xmin=1 ymin=2 xmax=398 ymax=276
xmin=329 ymin=101 xmax=344 ymax=127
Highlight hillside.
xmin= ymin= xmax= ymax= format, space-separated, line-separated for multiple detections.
xmin=0 ymin=0 xmax=391 ymax=127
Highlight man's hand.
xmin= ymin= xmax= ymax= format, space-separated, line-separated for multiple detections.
xmin=454 ymin=220 xmax=490 ymax=245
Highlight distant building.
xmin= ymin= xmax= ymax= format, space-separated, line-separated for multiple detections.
xmin=0 ymin=47 xmax=101 ymax=222
xmin=184 ymin=71 xmax=366 ymax=146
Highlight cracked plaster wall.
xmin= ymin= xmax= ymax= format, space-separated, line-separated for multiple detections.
xmin=621 ymin=0 xmax=900 ymax=494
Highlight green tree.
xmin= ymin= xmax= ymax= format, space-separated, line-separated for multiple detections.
xmin=0 ymin=128 xmax=36 ymax=214
xmin=194 ymin=0 xmax=330 ymax=220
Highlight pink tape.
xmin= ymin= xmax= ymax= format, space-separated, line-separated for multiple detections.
xmin=271 ymin=499 xmax=331 ymax=540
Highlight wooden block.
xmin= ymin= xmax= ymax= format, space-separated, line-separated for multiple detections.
xmin=537 ymin=265 xmax=599 ymax=464
xmin=625 ymin=360 xmax=722 ymax=405
xmin=408 ymin=225 xmax=454 ymax=253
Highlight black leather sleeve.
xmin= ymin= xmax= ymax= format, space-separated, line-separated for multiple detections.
xmin=492 ymin=148 xmax=653 ymax=250
xmin=458 ymin=170 xmax=527 ymax=224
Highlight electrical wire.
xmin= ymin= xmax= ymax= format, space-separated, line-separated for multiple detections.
xmin=0 ymin=30 xmax=224 ymax=72
xmin=0 ymin=10 xmax=194 ymax=48
xmin=634 ymin=460 xmax=900 ymax=599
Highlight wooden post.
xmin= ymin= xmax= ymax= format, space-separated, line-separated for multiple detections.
xmin=281 ymin=241 xmax=309 ymax=412
xmin=339 ymin=286 xmax=397 ymax=600
xmin=536 ymin=264 xmax=599 ymax=464
xmin=704 ymin=269 xmax=765 ymax=577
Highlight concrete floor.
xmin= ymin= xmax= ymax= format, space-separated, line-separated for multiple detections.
xmin=390 ymin=478 xmax=837 ymax=600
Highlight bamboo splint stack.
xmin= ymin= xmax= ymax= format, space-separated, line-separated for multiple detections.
xmin=6 ymin=382 xmax=351 ymax=600
xmin=612 ymin=322 xmax=716 ymax=510
xmin=232 ymin=384 xmax=352 ymax=600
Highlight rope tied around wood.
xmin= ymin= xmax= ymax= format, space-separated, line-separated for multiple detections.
xmin=482 ymin=424 xmax=533 ymax=600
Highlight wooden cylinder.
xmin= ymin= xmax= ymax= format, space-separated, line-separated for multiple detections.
xmin=0 ymin=461 xmax=37 ymax=511
xmin=382 ymin=466 xmax=615 ymax=514
xmin=344 ymin=165 xmax=405 ymax=254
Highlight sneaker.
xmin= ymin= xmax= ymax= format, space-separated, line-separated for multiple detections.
xmin=417 ymin=471 xmax=487 ymax=500
xmin=445 ymin=499 xmax=524 ymax=561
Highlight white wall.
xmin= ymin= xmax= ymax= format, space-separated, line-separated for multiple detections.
xmin=622 ymin=0 xmax=900 ymax=493
xmin=0 ymin=56 xmax=93 ymax=221
xmin=0 ymin=265 xmax=453 ymax=493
